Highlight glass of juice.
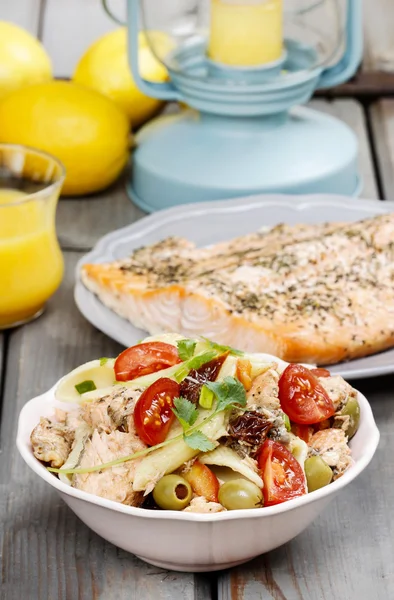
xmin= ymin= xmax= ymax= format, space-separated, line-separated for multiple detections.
xmin=0 ymin=144 xmax=65 ymax=329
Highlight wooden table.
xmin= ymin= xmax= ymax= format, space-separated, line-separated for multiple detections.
xmin=2 ymin=2 xmax=394 ymax=598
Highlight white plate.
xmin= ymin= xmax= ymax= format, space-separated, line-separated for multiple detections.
xmin=75 ymin=194 xmax=394 ymax=380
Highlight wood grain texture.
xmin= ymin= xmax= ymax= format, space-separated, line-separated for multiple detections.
xmin=0 ymin=252 xmax=209 ymax=600
xmin=0 ymin=0 xmax=42 ymax=35
xmin=56 ymin=173 xmax=145 ymax=251
xmin=363 ymin=0 xmax=394 ymax=72
xmin=5 ymin=0 xmax=394 ymax=78
xmin=0 ymin=333 xmax=4 ymax=418
xmin=40 ymin=0 xmax=119 ymax=78
xmin=218 ymin=375 xmax=394 ymax=600
xmin=311 ymin=99 xmax=379 ymax=199
xmin=370 ymin=99 xmax=394 ymax=201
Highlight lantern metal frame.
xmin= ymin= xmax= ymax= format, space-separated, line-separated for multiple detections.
xmin=103 ymin=0 xmax=363 ymax=212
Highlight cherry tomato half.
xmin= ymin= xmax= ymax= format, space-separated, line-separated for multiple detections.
xmin=134 ymin=378 xmax=180 ymax=446
xmin=279 ymin=364 xmax=335 ymax=425
xmin=184 ymin=461 xmax=219 ymax=503
xmin=258 ymin=439 xmax=306 ymax=506
xmin=114 ymin=342 xmax=182 ymax=382
xmin=311 ymin=368 xmax=331 ymax=378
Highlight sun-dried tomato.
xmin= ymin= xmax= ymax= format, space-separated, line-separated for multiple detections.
xmin=179 ymin=354 xmax=227 ymax=404
xmin=229 ymin=411 xmax=273 ymax=455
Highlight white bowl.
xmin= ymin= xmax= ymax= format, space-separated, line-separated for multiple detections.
xmin=17 ymin=384 xmax=380 ymax=572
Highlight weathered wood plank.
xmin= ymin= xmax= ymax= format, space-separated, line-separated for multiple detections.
xmin=0 ymin=0 xmax=42 ymax=35
xmin=218 ymin=375 xmax=394 ymax=600
xmin=6 ymin=0 xmax=394 ymax=80
xmin=0 ymin=333 xmax=4 ymax=417
xmin=56 ymin=173 xmax=145 ymax=251
xmin=370 ymin=99 xmax=394 ymax=201
xmin=320 ymin=70 xmax=394 ymax=98
xmin=364 ymin=0 xmax=394 ymax=73
xmin=40 ymin=0 xmax=184 ymax=78
xmin=0 ymin=252 xmax=209 ymax=600
xmin=41 ymin=0 xmax=120 ymax=78
xmin=311 ymin=99 xmax=379 ymax=199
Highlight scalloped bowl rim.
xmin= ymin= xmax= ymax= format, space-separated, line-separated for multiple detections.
xmin=17 ymin=381 xmax=380 ymax=522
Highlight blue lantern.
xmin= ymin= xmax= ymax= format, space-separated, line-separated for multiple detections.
xmin=106 ymin=0 xmax=363 ymax=212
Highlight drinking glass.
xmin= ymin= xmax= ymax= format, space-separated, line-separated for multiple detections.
xmin=0 ymin=144 xmax=65 ymax=329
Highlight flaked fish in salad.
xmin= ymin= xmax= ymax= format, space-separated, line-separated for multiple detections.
xmin=30 ymin=334 xmax=360 ymax=512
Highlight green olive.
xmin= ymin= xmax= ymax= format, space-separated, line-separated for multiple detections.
xmin=153 ymin=474 xmax=193 ymax=510
xmin=218 ymin=479 xmax=263 ymax=510
xmin=339 ymin=396 xmax=360 ymax=439
xmin=304 ymin=456 xmax=333 ymax=492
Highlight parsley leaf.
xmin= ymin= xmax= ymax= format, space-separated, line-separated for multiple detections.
xmin=99 ymin=357 xmax=109 ymax=366
xmin=172 ymin=397 xmax=199 ymax=431
xmin=183 ymin=431 xmax=216 ymax=452
xmin=205 ymin=376 xmax=247 ymax=412
xmin=177 ymin=339 xmax=197 ymax=361
xmin=202 ymin=337 xmax=244 ymax=357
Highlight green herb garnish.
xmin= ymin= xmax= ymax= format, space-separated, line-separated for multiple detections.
xmin=99 ymin=357 xmax=110 ymax=366
xmin=171 ymin=397 xmax=215 ymax=451
xmin=202 ymin=337 xmax=244 ymax=357
xmin=183 ymin=431 xmax=216 ymax=452
xmin=50 ymin=376 xmax=245 ymax=475
xmin=205 ymin=376 xmax=247 ymax=412
xmin=199 ymin=385 xmax=214 ymax=410
xmin=177 ymin=339 xmax=197 ymax=361
xmin=74 ymin=380 xmax=97 ymax=395
xmin=187 ymin=350 xmax=217 ymax=370
xmin=174 ymin=350 xmax=217 ymax=383
xmin=172 ymin=397 xmax=199 ymax=430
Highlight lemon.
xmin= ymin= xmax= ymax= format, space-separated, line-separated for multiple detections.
xmin=0 ymin=81 xmax=130 ymax=196
xmin=73 ymin=29 xmax=170 ymax=127
xmin=0 ymin=21 xmax=52 ymax=100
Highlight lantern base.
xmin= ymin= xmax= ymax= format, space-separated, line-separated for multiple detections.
xmin=128 ymin=107 xmax=361 ymax=213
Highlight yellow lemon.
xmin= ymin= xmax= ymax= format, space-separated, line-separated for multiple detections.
xmin=73 ymin=29 xmax=170 ymax=127
xmin=0 ymin=81 xmax=130 ymax=196
xmin=0 ymin=21 xmax=52 ymax=100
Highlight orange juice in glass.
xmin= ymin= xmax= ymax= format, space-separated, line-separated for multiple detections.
xmin=0 ymin=144 xmax=65 ymax=328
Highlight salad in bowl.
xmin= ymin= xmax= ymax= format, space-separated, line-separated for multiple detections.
xmin=27 ymin=334 xmax=363 ymax=513
xmin=18 ymin=333 xmax=379 ymax=570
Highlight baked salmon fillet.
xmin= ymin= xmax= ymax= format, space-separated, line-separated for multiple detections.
xmin=81 ymin=214 xmax=394 ymax=365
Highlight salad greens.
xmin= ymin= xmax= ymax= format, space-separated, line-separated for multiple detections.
xmin=177 ymin=339 xmax=197 ymax=361
xmin=174 ymin=350 xmax=217 ymax=382
xmin=201 ymin=337 xmax=244 ymax=357
xmin=172 ymin=397 xmax=199 ymax=430
xmin=49 ymin=376 xmax=247 ymax=475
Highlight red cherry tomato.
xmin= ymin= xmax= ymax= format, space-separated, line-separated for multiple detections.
xmin=279 ymin=364 xmax=335 ymax=425
xmin=184 ymin=461 xmax=220 ymax=503
xmin=291 ymin=423 xmax=313 ymax=444
xmin=258 ymin=439 xmax=306 ymax=506
xmin=311 ymin=368 xmax=331 ymax=378
xmin=134 ymin=378 xmax=179 ymax=446
xmin=114 ymin=342 xmax=182 ymax=382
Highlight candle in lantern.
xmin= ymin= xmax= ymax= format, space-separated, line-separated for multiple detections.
xmin=208 ymin=0 xmax=283 ymax=67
